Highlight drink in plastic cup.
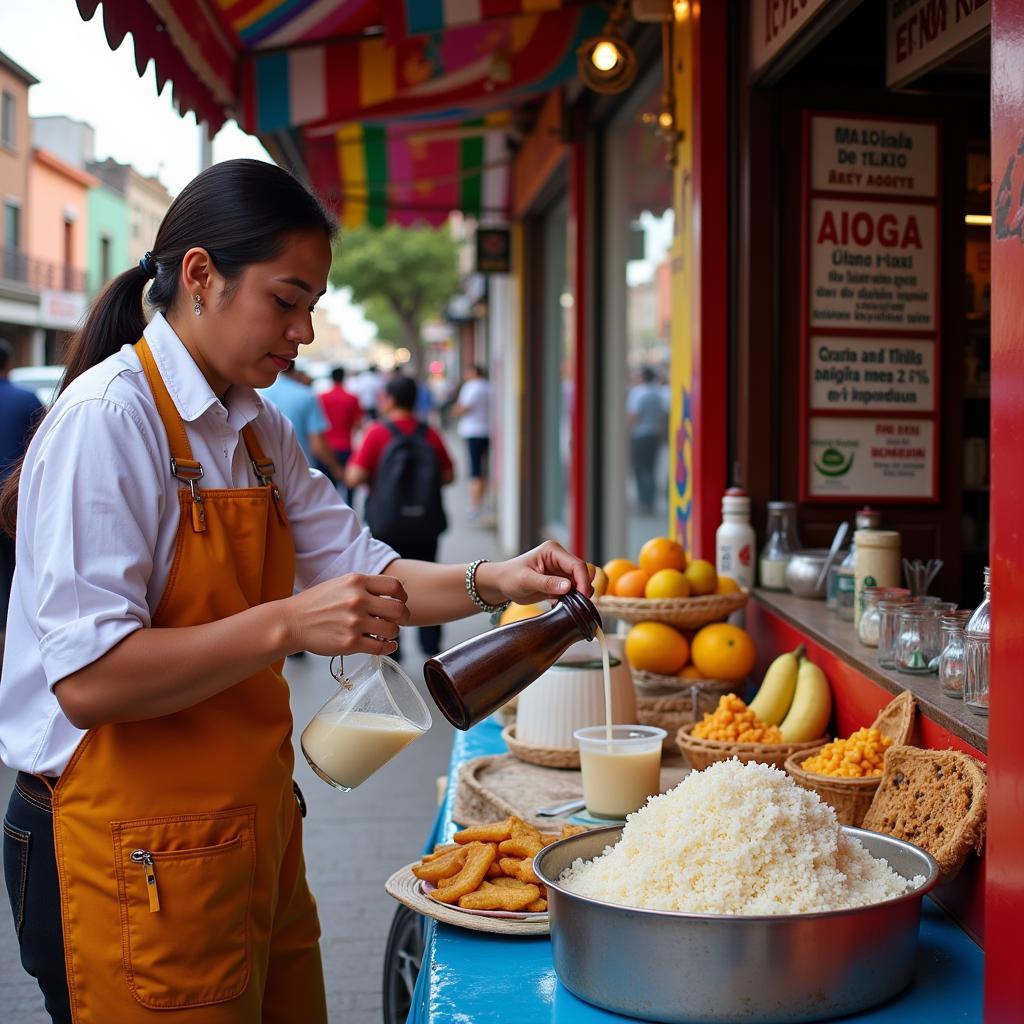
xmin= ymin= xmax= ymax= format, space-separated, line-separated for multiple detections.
xmin=574 ymin=725 xmax=667 ymax=819
xmin=301 ymin=656 xmax=432 ymax=791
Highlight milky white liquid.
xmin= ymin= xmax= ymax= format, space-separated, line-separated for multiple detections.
xmin=579 ymin=745 xmax=662 ymax=818
xmin=301 ymin=712 xmax=423 ymax=790
xmin=596 ymin=626 xmax=613 ymax=743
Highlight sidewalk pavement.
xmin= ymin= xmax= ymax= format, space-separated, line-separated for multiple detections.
xmin=0 ymin=443 xmax=508 ymax=1023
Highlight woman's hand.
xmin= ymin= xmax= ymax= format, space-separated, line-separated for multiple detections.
xmin=476 ymin=540 xmax=593 ymax=607
xmin=283 ymin=573 xmax=410 ymax=656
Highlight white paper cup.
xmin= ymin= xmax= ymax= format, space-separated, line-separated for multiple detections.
xmin=574 ymin=725 xmax=666 ymax=819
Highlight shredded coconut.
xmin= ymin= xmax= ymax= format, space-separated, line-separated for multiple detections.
xmin=560 ymin=759 xmax=923 ymax=915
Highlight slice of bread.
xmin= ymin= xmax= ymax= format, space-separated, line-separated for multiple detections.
xmin=870 ymin=690 xmax=916 ymax=746
xmin=861 ymin=745 xmax=986 ymax=880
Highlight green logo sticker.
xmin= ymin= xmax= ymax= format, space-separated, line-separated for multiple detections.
xmin=814 ymin=446 xmax=854 ymax=477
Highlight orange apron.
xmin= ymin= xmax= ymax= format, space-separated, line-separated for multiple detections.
xmin=50 ymin=338 xmax=327 ymax=1023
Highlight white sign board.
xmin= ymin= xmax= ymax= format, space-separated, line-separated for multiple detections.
xmin=39 ymin=290 xmax=86 ymax=330
xmin=808 ymin=416 xmax=935 ymax=498
xmin=751 ymin=0 xmax=831 ymax=73
xmin=810 ymin=116 xmax=937 ymax=197
xmin=808 ymin=198 xmax=936 ymax=330
xmin=886 ymin=0 xmax=990 ymax=88
xmin=809 ymin=337 xmax=936 ymax=412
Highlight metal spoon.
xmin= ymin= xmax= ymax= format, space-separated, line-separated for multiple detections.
xmin=536 ymin=798 xmax=586 ymax=817
xmin=815 ymin=521 xmax=849 ymax=590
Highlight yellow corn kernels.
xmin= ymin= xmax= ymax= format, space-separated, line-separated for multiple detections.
xmin=799 ymin=727 xmax=893 ymax=778
xmin=692 ymin=693 xmax=783 ymax=744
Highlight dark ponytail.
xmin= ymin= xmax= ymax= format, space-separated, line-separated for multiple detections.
xmin=0 ymin=159 xmax=336 ymax=537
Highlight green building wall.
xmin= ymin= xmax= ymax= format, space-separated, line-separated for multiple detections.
xmin=87 ymin=184 xmax=128 ymax=298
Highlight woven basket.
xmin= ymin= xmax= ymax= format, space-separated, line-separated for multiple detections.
xmin=784 ymin=747 xmax=880 ymax=826
xmin=634 ymin=677 xmax=740 ymax=748
xmin=501 ymin=724 xmax=579 ymax=769
xmin=675 ymin=724 xmax=828 ymax=771
xmin=596 ymin=590 xmax=748 ymax=628
xmin=781 ymin=691 xmax=919 ymax=826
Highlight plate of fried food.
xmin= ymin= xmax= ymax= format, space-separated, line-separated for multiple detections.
xmin=385 ymin=817 xmax=588 ymax=935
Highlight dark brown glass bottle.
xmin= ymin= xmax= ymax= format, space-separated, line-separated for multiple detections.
xmin=423 ymin=591 xmax=603 ymax=730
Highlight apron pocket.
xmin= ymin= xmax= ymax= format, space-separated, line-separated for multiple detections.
xmin=2 ymin=818 xmax=30 ymax=937
xmin=111 ymin=805 xmax=256 ymax=1010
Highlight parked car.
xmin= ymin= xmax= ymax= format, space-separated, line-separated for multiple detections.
xmin=9 ymin=365 xmax=64 ymax=407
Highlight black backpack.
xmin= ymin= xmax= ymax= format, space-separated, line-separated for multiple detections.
xmin=365 ymin=421 xmax=447 ymax=543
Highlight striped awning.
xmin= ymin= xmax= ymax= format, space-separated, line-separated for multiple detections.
xmin=76 ymin=0 xmax=601 ymax=225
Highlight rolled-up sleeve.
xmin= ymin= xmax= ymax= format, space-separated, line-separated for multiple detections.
xmin=266 ymin=408 xmax=397 ymax=589
xmin=22 ymin=399 xmax=164 ymax=690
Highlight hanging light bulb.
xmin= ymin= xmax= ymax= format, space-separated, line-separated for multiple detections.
xmin=577 ymin=2 xmax=637 ymax=94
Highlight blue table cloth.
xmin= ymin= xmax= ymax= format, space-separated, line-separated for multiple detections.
xmin=407 ymin=720 xmax=983 ymax=1023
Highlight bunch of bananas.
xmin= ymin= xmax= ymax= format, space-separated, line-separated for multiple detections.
xmin=748 ymin=644 xmax=832 ymax=743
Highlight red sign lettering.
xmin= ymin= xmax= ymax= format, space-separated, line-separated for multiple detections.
xmin=816 ymin=209 xmax=923 ymax=248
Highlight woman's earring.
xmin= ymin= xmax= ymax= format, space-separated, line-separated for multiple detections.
xmin=193 ymin=293 xmax=202 ymax=317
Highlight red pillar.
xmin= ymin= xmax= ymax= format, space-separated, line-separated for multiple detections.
xmin=986 ymin=1 xmax=1024 ymax=1014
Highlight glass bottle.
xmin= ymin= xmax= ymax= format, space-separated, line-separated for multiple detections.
xmin=759 ymin=501 xmax=800 ymax=590
xmin=827 ymin=508 xmax=881 ymax=612
xmin=424 ymin=591 xmax=602 ymax=730
xmin=964 ymin=568 xmax=991 ymax=716
xmin=938 ymin=612 xmax=973 ymax=699
xmin=877 ymin=597 xmax=910 ymax=667
xmin=857 ymin=588 xmax=885 ymax=647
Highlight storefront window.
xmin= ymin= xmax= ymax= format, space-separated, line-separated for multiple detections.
xmin=603 ymin=76 xmax=675 ymax=559
xmin=540 ymin=197 xmax=572 ymax=539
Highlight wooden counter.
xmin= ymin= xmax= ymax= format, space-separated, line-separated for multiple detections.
xmin=751 ymin=589 xmax=987 ymax=754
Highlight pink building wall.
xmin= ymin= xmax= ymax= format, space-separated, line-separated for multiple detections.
xmin=28 ymin=148 xmax=95 ymax=276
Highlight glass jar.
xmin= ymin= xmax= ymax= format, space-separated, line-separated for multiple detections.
xmin=964 ymin=568 xmax=991 ymax=716
xmin=857 ymin=588 xmax=886 ymax=647
xmin=938 ymin=612 xmax=973 ymax=699
xmin=878 ymin=597 xmax=910 ymax=668
xmin=826 ymin=550 xmax=851 ymax=611
xmin=759 ymin=501 xmax=800 ymax=590
xmin=853 ymin=530 xmax=901 ymax=628
xmin=895 ymin=606 xmax=943 ymax=674
xmin=835 ymin=566 xmax=856 ymax=621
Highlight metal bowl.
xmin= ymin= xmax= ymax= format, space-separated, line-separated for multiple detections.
xmin=785 ymin=549 xmax=832 ymax=599
xmin=535 ymin=824 xmax=939 ymax=1023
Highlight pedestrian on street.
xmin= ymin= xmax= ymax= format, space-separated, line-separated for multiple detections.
xmin=351 ymin=363 xmax=384 ymax=420
xmin=453 ymin=364 xmax=492 ymax=521
xmin=259 ymin=360 xmax=345 ymax=484
xmin=627 ymin=366 xmax=669 ymax=515
xmin=317 ymin=366 xmax=362 ymax=505
xmin=346 ymin=374 xmax=454 ymax=660
xmin=0 ymin=338 xmax=44 ymax=658
xmin=0 ymin=158 xmax=591 ymax=1024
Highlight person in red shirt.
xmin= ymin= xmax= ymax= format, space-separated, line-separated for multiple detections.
xmin=347 ymin=374 xmax=454 ymax=658
xmin=318 ymin=366 xmax=362 ymax=504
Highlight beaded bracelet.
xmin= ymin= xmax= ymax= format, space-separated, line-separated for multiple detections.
xmin=465 ymin=558 xmax=510 ymax=615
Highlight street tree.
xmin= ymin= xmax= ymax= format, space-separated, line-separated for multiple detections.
xmin=330 ymin=224 xmax=459 ymax=373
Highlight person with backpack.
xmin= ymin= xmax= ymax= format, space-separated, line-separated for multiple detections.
xmin=346 ymin=374 xmax=453 ymax=659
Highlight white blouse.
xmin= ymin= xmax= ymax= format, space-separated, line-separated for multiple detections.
xmin=0 ymin=313 xmax=396 ymax=775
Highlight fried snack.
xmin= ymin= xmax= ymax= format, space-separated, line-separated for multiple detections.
xmin=453 ymin=818 xmax=516 ymax=844
xmin=498 ymin=856 xmax=541 ymax=885
xmin=498 ymin=820 xmax=544 ymax=859
xmin=458 ymin=881 xmax=540 ymax=912
xmin=411 ymin=846 xmax=467 ymax=883
xmin=525 ymin=899 xmax=547 ymax=913
xmin=429 ymin=842 xmax=497 ymax=904
xmin=561 ymin=824 xmax=588 ymax=839
xmin=540 ymin=832 xmax=561 ymax=847
xmin=490 ymin=876 xmax=533 ymax=890
xmin=422 ymin=843 xmax=460 ymax=861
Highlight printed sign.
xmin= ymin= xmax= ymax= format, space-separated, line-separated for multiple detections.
xmin=476 ymin=228 xmax=511 ymax=274
xmin=809 ymin=337 xmax=936 ymax=412
xmin=887 ymin=0 xmax=990 ymax=89
xmin=751 ymin=0 xmax=831 ymax=73
xmin=808 ymin=417 xmax=935 ymax=499
xmin=809 ymin=199 xmax=936 ymax=330
xmin=810 ymin=116 xmax=938 ymax=197
xmin=39 ymin=289 xmax=87 ymax=329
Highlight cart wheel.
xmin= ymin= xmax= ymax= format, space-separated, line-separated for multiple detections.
xmin=382 ymin=905 xmax=424 ymax=1024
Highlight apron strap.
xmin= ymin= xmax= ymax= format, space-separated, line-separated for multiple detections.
xmin=135 ymin=337 xmax=208 ymax=533
xmin=241 ymin=425 xmax=277 ymax=486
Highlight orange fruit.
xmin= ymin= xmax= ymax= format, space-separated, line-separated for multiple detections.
xmin=644 ymin=568 xmax=691 ymax=599
xmin=499 ymin=602 xmax=547 ymax=626
xmin=715 ymin=575 xmax=741 ymax=594
xmin=589 ymin=564 xmax=609 ymax=598
xmin=603 ymin=558 xmax=638 ymax=593
xmin=638 ymin=537 xmax=687 ymax=576
xmin=684 ymin=558 xmax=718 ymax=596
xmin=625 ymin=622 xmax=689 ymax=675
xmin=614 ymin=568 xmax=650 ymax=598
xmin=690 ymin=623 xmax=756 ymax=681
xmin=678 ymin=664 xmax=703 ymax=680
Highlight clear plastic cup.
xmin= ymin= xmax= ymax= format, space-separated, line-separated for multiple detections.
xmin=301 ymin=656 xmax=432 ymax=791
xmin=574 ymin=725 xmax=666 ymax=819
